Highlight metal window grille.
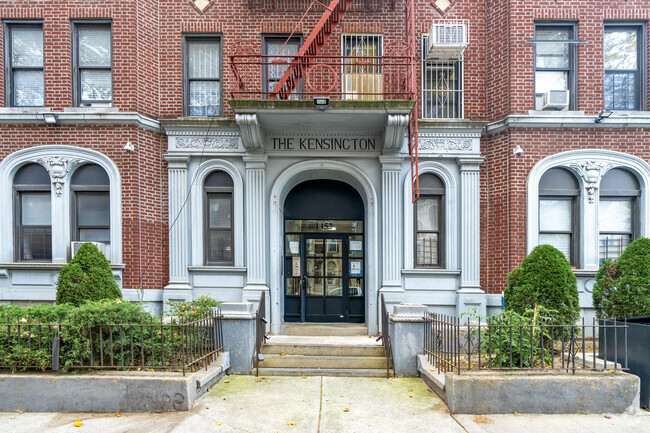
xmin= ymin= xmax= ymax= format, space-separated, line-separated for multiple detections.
xmin=342 ymin=34 xmax=383 ymax=101
xmin=421 ymin=37 xmax=463 ymax=119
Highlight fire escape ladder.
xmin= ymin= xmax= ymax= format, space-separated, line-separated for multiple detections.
xmin=269 ymin=0 xmax=354 ymax=99
xmin=406 ymin=0 xmax=419 ymax=202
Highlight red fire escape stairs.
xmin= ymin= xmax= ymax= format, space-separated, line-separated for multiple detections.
xmin=268 ymin=0 xmax=354 ymax=100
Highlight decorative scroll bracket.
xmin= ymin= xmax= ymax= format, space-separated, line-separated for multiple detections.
xmin=568 ymin=160 xmax=615 ymax=204
xmin=36 ymin=156 xmax=80 ymax=196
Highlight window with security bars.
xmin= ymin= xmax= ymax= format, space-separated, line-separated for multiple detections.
xmin=14 ymin=163 xmax=52 ymax=262
xmin=599 ymin=168 xmax=640 ymax=262
xmin=415 ymin=173 xmax=445 ymax=268
xmin=204 ymin=171 xmax=233 ymax=265
xmin=73 ymin=23 xmax=112 ymax=105
xmin=264 ymin=36 xmax=301 ymax=99
xmin=5 ymin=23 xmax=44 ymax=107
xmin=184 ymin=36 xmax=222 ymax=116
xmin=604 ymin=25 xmax=644 ymax=111
xmin=421 ymin=37 xmax=463 ymax=119
xmin=342 ymin=34 xmax=383 ymax=100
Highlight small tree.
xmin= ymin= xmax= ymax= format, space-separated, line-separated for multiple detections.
xmin=56 ymin=243 xmax=122 ymax=306
xmin=504 ymin=244 xmax=580 ymax=325
xmin=593 ymin=237 xmax=650 ymax=319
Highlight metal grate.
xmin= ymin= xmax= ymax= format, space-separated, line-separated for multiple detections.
xmin=421 ymin=37 xmax=463 ymax=119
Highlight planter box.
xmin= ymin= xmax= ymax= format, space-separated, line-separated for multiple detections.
xmin=600 ymin=317 xmax=650 ymax=409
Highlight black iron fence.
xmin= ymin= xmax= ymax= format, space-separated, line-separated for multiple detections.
xmin=378 ymin=294 xmax=395 ymax=378
xmin=424 ymin=312 xmax=629 ymax=375
xmin=254 ymin=291 xmax=267 ymax=377
xmin=0 ymin=311 xmax=224 ymax=375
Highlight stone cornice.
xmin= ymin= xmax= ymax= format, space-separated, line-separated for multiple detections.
xmin=487 ymin=112 xmax=650 ymax=135
xmin=0 ymin=109 xmax=161 ymax=132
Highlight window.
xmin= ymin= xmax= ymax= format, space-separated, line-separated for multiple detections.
xmin=204 ymin=171 xmax=233 ymax=265
xmin=604 ymin=25 xmax=644 ymax=110
xmin=599 ymin=168 xmax=640 ymax=261
xmin=263 ymin=36 xmax=301 ymax=99
xmin=71 ymin=164 xmax=110 ymax=244
xmin=342 ymin=34 xmax=382 ymax=100
xmin=73 ymin=22 xmax=112 ymax=106
xmin=539 ymin=168 xmax=579 ymax=265
xmin=421 ymin=37 xmax=463 ymax=118
xmin=14 ymin=163 xmax=51 ymax=261
xmin=415 ymin=173 xmax=444 ymax=268
xmin=5 ymin=23 xmax=44 ymax=107
xmin=184 ymin=36 xmax=221 ymax=116
xmin=534 ymin=24 xmax=576 ymax=109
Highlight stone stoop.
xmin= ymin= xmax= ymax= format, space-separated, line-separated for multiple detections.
xmin=253 ymin=333 xmax=391 ymax=378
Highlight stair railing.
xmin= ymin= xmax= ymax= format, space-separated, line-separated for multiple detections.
xmin=378 ymin=294 xmax=395 ymax=378
xmin=254 ymin=291 xmax=267 ymax=376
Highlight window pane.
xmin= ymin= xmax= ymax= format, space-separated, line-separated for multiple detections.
xmin=207 ymin=230 xmax=232 ymax=263
xmin=416 ymin=233 xmax=439 ymax=266
xmin=535 ymin=29 xmax=570 ymax=68
xmin=539 ymin=199 xmax=572 ymax=232
xmin=417 ymin=198 xmax=439 ymax=231
xmin=605 ymin=30 xmax=637 ymax=70
xmin=79 ymin=228 xmax=110 ymax=243
xmin=535 ymin=71 xmax=568 ymax=94
xmin=325 ymin=259 xmax=342 ymax=277
xmin=79 ymin=27 xmax=111 ymax=67
xmin=286 ymin=277 xmax=300 ymax=295
xmin=208 ymin=197 xmax=231 ymax=228
xmin=21 ymin=227 xmax=51 ymax=261
xmin=189 ymin=41 xmax=220 ymax=79
xmin=266 ymin=40 xmax=298 ymax=80
xmin=325 ymin=278 xmax=342 ymax=296
xmin=189 ymin=81 xmax=220 ymax=116
xmin=306 ymin=278 xmax=324 ymax=296
xmin=599 ymin=199 xmax=632 ymax=233
xmin=12 ymin=27 xmax=43 ymax=67
xmin=14 ymin=70 xmax=44 ymax=106
xmin=538 ymin=233 xmax=571 ymax=261
xmin=77 ymin=193 xmax=110 ymax=226
xmin=22 ymin=193 xmax=51 ymax=226
xmin=81 ymin=70 xmax=112 ymax=101
xmin=349 ymin=278 xmax=364 ymax=297
xmin=306 ymin=259 xmax=324 ymax=276
xmin=599 ymin=234 xmax=630 ymax=261
xmin=605 ymin=72 xmax=637 ymax=110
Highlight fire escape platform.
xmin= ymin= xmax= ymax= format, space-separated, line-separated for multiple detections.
xmin=231 ymin=99 xmax=415 ymax=152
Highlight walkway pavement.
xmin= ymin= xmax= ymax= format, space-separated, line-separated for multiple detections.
xmin=0 ymin=375 xmax=648 ymax=433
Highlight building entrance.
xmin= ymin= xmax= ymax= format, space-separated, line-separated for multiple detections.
xmin=283 ymin=180 xmax=365 ymax=323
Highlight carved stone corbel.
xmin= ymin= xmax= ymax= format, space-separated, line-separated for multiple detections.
xmin=569 ymin=160 xmax=614 ymax=204
xmin=36 ymin=156 xmax=81 ymax=196
xmin=235 ymin=114 xmax=263 ymax=150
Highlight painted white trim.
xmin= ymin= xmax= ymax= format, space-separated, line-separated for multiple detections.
xmin=527 ymin=150 xmax=650 ymax=270
xmin=0 ymin=111 xmax=161 ymax=132
xmin=404 ymin=161 xmax=458 ymax=271
xmin=189 ymin=159 xmax=244 ymax=268
xmin=0 ymin=145 xmax=122 ymax=264
xmin=487 ymin=112 xmax=650 ymax=135
xmin=268 ymin=160 xmax=379 ymax=334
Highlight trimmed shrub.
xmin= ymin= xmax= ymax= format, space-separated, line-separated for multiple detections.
xmin=166 ymin=296 xmax=221 ymax=318
xmin=593 ymin=237 xmax=650 ymax=319
xmin=56 ymin=243 xmax=122 ymax=306
xmin=504 ymin=244 xmax=580 ymax=325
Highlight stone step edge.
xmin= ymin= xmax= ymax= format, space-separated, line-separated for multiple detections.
xmin=252 ymin=368 xmax=391 ymax=377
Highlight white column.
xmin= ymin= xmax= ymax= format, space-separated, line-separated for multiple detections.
xmin=379 ymin=156 xmax=405 ymax=303
xmin=243 ymin=154 xmax=269 ymax=302
xmin=456 ymin=157 xmax=485 ymax=317
xmin=164 ymin=156 xmax=192 ymax=296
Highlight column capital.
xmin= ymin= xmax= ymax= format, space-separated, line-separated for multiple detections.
xmin=243 ymin=153 xmax=268 ymax=169
xmin=164 ymin=154 xmax=189 ymax=169
xmin=457 ymin=157 xmax=484 ymax=172
xmin=379 ymin=155 xmax=404 ymax=171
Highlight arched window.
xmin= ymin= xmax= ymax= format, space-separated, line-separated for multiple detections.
xmin=599 ymin=168 xmax=640 ymax=261
xmin=204 ymin=170 xmax=234 ymax=265
xmin=14 ymin=163 xmax=51 ymax=261
xmin=71 ymin=164 xmax=110 ymax=244
xmin=539 ymin=168 xmax=579 ymax=265
xmin=415 ymin=173 xmax=445 ymax=268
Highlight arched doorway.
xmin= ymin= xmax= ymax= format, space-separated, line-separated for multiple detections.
xmin=283 ymin=179 xmax=365 ymax=323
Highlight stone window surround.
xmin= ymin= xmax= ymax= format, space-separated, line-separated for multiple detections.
xmin=0 ymin=145 xmax=122 ymax=264
xmin=527 ymin=149 xmax=650 ymax=271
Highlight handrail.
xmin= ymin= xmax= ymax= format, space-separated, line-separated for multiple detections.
xmin=254 ymin=291 xmax=267 ymax=377
xmin=379 ymin=294 xmax=395 ymax=378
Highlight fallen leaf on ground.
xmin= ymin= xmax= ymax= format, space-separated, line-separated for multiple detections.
xmin=513 ymin=411 xmax=519 ymax=416
xmin=224 ymin=379 xmax=230 ymax=383
xmin=343 ymin=408 xmax=349 ymax=412
xmin=408 ymin=389 xmax=413 ymax=392
xmin=73 ymin=420 xmax=84 ymax=427
xmin=9 ymin=416 xmax=15 ymax=420
xmin=216 ymin=421 xmax=222 ymax=426
xmin=156 ymin=410 xmax=163 ymax=414
xmin=287 ymin=421 xmax=296 ymax=426
xmin=609 ymin=370 xmax=616 ymax=373
xmin=472 ymin=415 xmax=492 ymax=424
xmin=17 ymin=410 xmax=23 ymax=414
xmin=604 ymin=415 xmax=612 ymax=419
xmin=115 ymin=412 xmax=121 ymax=417
xmin=301 ymin=376 xmax=307 ymax=379
xmin=409 ymin=395 xmax=413 ymax=398
xmin=280 ymin=353 xmax=285 ymax=356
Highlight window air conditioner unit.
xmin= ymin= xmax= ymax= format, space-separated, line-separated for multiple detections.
xmin=426 ymin=21 xmax=468 ymax=60
xmin=542 ymin=90 xmax=570 ymax=110
xmin=71 ymin=241 xmax=105 ymax=258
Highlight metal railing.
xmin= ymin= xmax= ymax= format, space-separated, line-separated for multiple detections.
xmin=254 ymin=291 xmax=267 ymax=377
xmin=0 ymin=311 xmax=224 ymax=375
xmin=424 ymin=312 xmax=629 ymax=375
xmin=377 ymin=294 xmax=395 ymax=378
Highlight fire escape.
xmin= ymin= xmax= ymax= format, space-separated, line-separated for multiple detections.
xmin=234 ymin=0 xmax=420 ymax=201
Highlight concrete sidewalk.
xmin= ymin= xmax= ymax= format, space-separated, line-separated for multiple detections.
xmin=0 ymin=375 xmax=648 ymax=433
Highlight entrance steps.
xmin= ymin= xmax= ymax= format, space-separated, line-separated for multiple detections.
xmin=280 ymin=323 xmax=369 ymax=336
xmin=253 ymin=335 xmax=391 ymax=378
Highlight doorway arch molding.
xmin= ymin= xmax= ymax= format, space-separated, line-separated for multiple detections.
xmin=269 ymin=159 xmax=379 ymax=334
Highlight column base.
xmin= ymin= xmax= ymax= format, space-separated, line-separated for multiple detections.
xmin=162 ymin=283 xmax=193 ymax=313
xmin=456 ymin=287 xmax=486 ymax=319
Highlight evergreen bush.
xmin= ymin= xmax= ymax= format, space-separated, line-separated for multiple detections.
xmin=593 ymin=237 xmax=650 ymax=319
xmin=504 ymin=244 xmax=580 ymax=325
xmin=56 ymin=243 xmax=122 ymax=306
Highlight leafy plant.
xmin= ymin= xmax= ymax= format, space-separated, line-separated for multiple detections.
xmin=593 ymin=237 xmax=650 ymax=319
xmin=504 ymin=244 xmax=580 ymax=326
xmin=56 ymin=243 xmax=122 ymax=306
xmin=166 ymin=296 xmax=221 ymax=318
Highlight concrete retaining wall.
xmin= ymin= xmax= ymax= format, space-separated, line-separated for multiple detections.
xmin=417 ymin=355 xmax=640 ymax=415
xmin=0 ymin=352 xmax=229 ymax=413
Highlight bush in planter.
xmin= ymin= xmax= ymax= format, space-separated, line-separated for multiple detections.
xmin=56 ymin=243 xmax=122 ymax=306
xmin=593 ymin=237 xmax=650 ymax=319
xmin=504 ymin=244 xmax=580 ymax=326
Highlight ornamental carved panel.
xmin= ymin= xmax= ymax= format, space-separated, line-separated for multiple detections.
xmin=418 ymin=138 xmax=472 ymax=152
xmin=176 ymin=137 xmax=239 ymax=150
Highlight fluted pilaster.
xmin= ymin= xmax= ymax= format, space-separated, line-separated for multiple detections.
xmin=380 ymin=156 xmax=403 ymax=289
xmin=244 ymin=155 xmax=268 ymax=285
xmin=165 ymin=156 xmax=190 ymax=286
xmin=457 ymin=157 xmax=483 ymax=289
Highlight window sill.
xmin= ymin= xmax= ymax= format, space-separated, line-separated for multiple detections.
xmin=188 ymin=266 xmax=247 ymax=273
xmin=401 ymin=268 xmax=461 ymax=276
xmin=0 ymin=262 xmax=125 ymax=270
xmin=0 ymin=107 xmax=50 ymax=114
xmin=64 ymin=107 xmax=118 ymax=113
xmin=573 ymin=269 xmax=597 ymax=278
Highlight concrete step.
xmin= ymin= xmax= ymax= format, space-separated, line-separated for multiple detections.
xmin=258 ymin=354 xmax=388 ymax=369
xmin=253 ymin=367 xmax=390 ymax=378
xmin=263 ymin=344 xmax=385 ymax=357
xmin=280 ymin=323 xmax=369 ymax=336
